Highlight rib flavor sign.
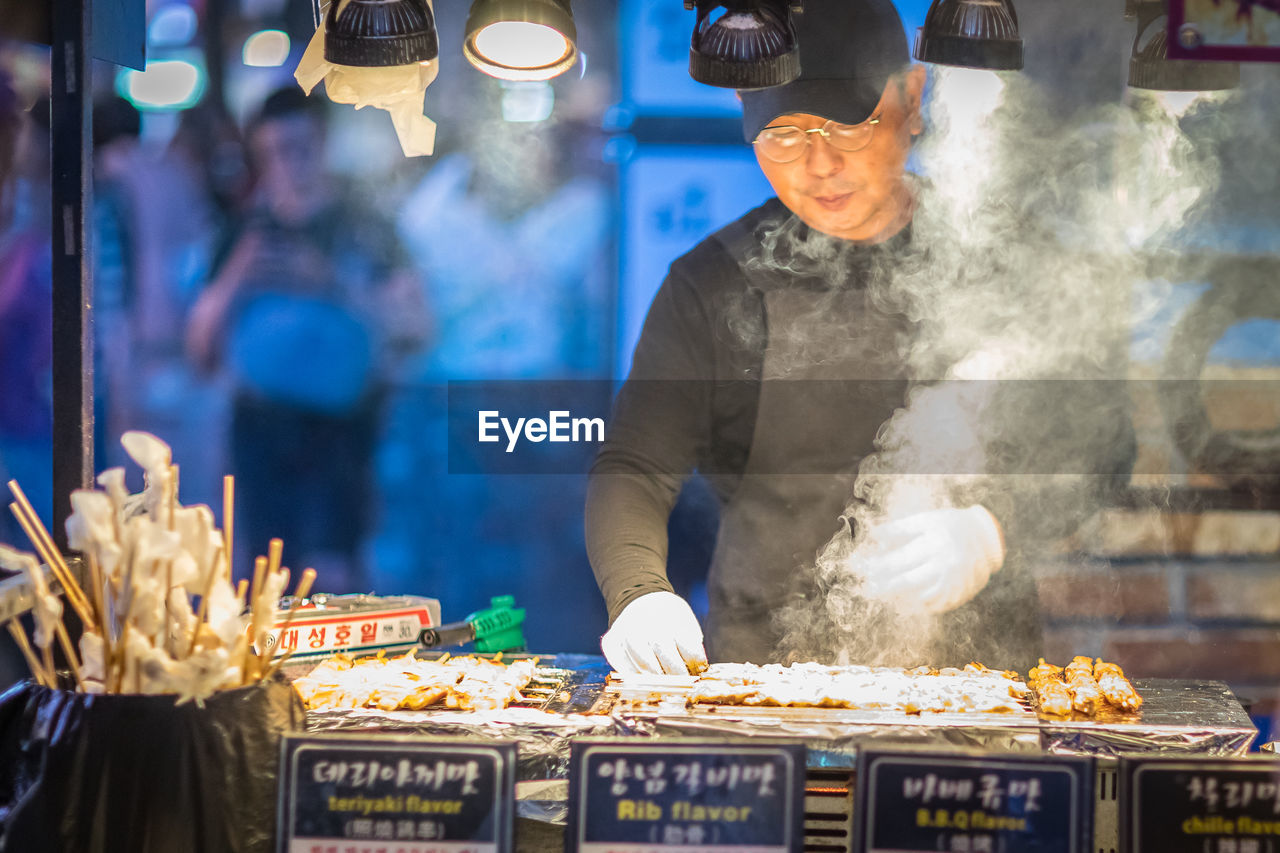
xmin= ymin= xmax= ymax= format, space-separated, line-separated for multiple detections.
xmin=567 ymin=739 xmax=807 ymax=853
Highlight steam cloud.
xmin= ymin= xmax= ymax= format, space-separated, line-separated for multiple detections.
xmin=751 ymin=68 xmax=1227 ymax=669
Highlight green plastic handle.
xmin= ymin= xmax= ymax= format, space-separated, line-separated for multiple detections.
xmin=466 ymin=595 xmax=527 ymax=653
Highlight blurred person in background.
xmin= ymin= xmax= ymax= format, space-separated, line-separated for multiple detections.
xmin=114 ymin=102 xmax=236 ymax=509
xmin=91 ymin=96 xmax=141 ymax=470
xmin=0 ymin=85 xmax=52 ymax=547
xmin=0 ymin=61 xmax=43 ymax=686
xmin=397 ymin=117 xmax=611 ymax=380
xmin=386 ymin=110 xmax=610 ymax=621
xmin=187 ymin=87 xmax=430 ymax=591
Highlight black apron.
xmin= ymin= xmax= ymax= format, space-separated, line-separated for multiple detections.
xmin=703 ymin=221 xmax=1042 ymax=671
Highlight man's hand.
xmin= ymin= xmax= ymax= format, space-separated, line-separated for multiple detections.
xmin=853 ymin=505 xmax=1006 ymax=614
xmin=601 ymin=591 xmax=709 ymax=675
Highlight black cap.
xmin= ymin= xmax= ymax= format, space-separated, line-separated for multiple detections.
xmin=739 ymin=0 xmax=909 ymax=142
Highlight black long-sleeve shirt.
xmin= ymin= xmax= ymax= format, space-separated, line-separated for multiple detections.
xmin=587 ymin=198 xmax=1136 ymax=625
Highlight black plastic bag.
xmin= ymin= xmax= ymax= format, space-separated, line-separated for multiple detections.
xmin=0 ymin=675 xmax=304 ymax=853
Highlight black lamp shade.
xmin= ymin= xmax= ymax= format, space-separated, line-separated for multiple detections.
xmin=325 ymin=0 xmax=439 ymax=67
xmin=1128 ymin=16 xmax=1239 ymax=91
xmin=913 ymin=0 xmax=1023 ymax=71
xmin=689 ymin=0 xmax=800 ymax=89
xmin=464 ymin=0 xmax=579 ymax=81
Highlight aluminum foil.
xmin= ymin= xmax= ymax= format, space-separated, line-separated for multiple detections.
xmin=605 ymin=678 xmax=1255 ymax=763
xmin=301 ymin=655 xmax=617 ymax=826
xmin=296 ymin=658 xmax=1255 ymax=823
xmin=609 ymin=708 xmax=1042 ymax=770
xmin=300 ymin=655 xmax=619 ymax=783
xmin=306 ymin=706 xmax=622 ymax=778
xmin=1038 ymin=679 xmax=1257 ymax=757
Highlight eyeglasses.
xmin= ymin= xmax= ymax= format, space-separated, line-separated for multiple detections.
xmin=753 ymin=116 xmax=881 ymax=163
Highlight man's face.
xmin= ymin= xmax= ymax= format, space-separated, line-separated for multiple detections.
xmin=251 ymin=113 xmax=326 ymax=207
xmin=754 ymin=65 xmax=925 ymax=243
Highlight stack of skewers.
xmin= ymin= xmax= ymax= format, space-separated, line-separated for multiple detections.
xmin=1 ymin=431 xmax=315 ymax=703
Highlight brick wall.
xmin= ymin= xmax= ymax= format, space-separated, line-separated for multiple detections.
xmin=1036 ymin=510 xmax=1280 ymax=743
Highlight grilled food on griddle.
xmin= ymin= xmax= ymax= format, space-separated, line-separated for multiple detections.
xmin=643 ymin=661 xmax=1032 ymax=715
xmin=1094 ymin=660 xmax=1143 ymax=712
xmin=293 ymin=652 xmax=537 ymax=712
xmin=1028 ymin=657 xmax=1142 ymax=718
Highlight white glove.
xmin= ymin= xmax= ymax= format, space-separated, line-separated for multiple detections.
xmin=601 ymin=591 xmax=709 ymax=675
xmin=854 ymin=505 xmax=1006 ymax=615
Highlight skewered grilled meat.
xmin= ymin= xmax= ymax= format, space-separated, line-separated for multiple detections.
xmin=1064 ymin=656 xmax=1103 ymax=716
xmin=1027 ymin=660 xmax=1073 ymax=717
xmin=1094 ymin=660 xmax=1144 ymax=712
xmin=1027 ymin=657 xmax=1142 ymax=718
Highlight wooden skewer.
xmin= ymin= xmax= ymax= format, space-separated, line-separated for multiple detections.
xmin=187 ymin=546 xmax=223 ymax=658
xmin=7 ymin=481 xmax=88 ymax=600
xmin=112 ymin=576 xmax=140 ymax=694
xmin=54 ymin=622 xmax=85 ymax=692
xmin=267 ymin=538 xmax=283 ymax=579
xmin=8 ymin=499 xmax=92 ymax=619
xmin=86 ymin=550 xmax=109 ymax=638
xmin=262 ymin=649 xmax=297 ymax=682
xmin=168 ymin=464 xmax=179 ymax=529
xmin=258 ymin=568 xmax=314 ymax=677
xmin=249 ymin=556 xmax=267 ymax=615
xmin=40 ymin=637 xmax=54 ymax=686
xmin=8 ymin=621 xmax=51 ymax=687
xmin=251 ymin=541 xmax=284 ymax=674
xmin=85 ymin=550 xmax=115 ymax=675
xmin=6 ymin=493 xmax=94 ymax=625
xmin=250 ymin=565 xmax=288 ymax=679
xmin=159 ymin=464 xmax=180 ymax=654
xmin=112 ymin=622 xmax=128 ymax=694
xmin=243 ymin=557 xmax=267 ymax=681
xmin=10 ymin=504 xmax=95 ymax=629
xmin=222 ymin=475 xmax=234 ymax=580
xmin=115 ymin=648 xmax=127 ymax=695
xmin=231 ymin=633 xmax=251 ymax=686
xmin=160 ymin=559 xmax=173 ymax=653
xmin=262 ymin=539 xmax=284 ymax=657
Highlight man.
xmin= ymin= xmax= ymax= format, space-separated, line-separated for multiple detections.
xmin=187 ymin=87 xmax=428 ymax=589
xmin=587 ymin=0 xmax=1133 ymax=673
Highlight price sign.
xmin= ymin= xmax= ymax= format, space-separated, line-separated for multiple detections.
xmin=1123 ymin=758 xmax=1280 ymax=853
xmin=856 ymin=749 xmax=1093 ymax=853
xmin=278 ymin=736 xmax=515 ymax=853
xmin=567 ymin=739 xmax=806 ymax=853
